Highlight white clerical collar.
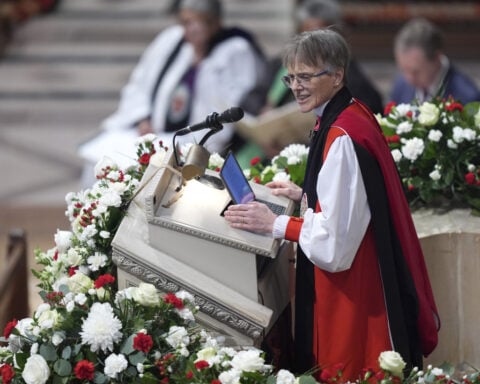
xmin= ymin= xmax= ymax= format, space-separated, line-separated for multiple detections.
xmin=313 ymin=101 xmax=329 ymax=118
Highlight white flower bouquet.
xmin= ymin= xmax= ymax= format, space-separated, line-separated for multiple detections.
xmin=377 ymin=98 xmax=480 ymax=213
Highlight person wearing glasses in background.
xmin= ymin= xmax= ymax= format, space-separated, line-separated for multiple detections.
xmin=225 ymin=29 xmax=439 ymax=380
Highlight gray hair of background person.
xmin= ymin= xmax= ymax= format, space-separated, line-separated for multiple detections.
xmin=283 ymin=29 xmax=350 ymax=78
xmin=179 ymin=0 xmax=222 ymax=18
xmin=394 ymin=17 xmax=444 ymax=60
xmin=296 ymin=0 xmax=342 ymax=27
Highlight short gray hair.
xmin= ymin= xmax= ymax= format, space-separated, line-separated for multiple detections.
xmin=394 ymin=17 xmax=443 ymax=60
xmin=296 ymin=0 xmax=342 ymax=26
xmin=179 ymin=0 xmax=222 ymax=18
xmin=283 ymin=28 xmax=350 ymax=74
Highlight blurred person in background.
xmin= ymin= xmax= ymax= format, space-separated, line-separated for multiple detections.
xmin=79 ymin=0 xmax=265 ymax=186
xmin=390 ymin=17 xmax=480 ymax=104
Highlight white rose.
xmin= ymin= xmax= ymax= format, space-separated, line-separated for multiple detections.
xmin=54 ymin=230 xmax=72 ymax=253
xmin=67 ymin=273 xmax=94 ymax=294
xmin=37 ymin=309 xmax=61 ymax=330
xmin=131 ymin=283 xmax=160 ymax=307
xmin=230 ymin=349 xmax=265 ymax=372
xmin=429 ymin=169 xmax=441 ymax=181
xmin=276 ymin=369 xmax=296 ymax=384
xmin=22 ymin=354 xmax=50 ymax=384
xmin=418 ymin=102 xmax=440 ymax=126
xmin=378 ymin=351 xmax=406 ymax=378
xmin=65 ymin=247 xmax=83 ymax=267
xmin=196 ymin=347 xmax=218 ymax=364
xmin=428 ymin=129 xmax=443 ymax=142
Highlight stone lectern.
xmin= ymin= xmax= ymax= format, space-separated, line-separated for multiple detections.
xmin=112 ymin=150 xmax=295 ymax=346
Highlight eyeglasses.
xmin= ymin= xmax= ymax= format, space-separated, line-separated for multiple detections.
xmin=281 ymin=69 xmax=330 ymax=88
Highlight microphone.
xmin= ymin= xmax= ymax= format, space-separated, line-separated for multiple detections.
xmin=175 ymin=107 xmax=244 ymax=136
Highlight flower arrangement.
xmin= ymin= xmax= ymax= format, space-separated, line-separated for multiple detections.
xmin=244 ymin=144 xmax=309 ymax=187
xmin=1 ymin=134 xmax=479 ymax=384
xmin=377 ymin=98 xmax=480 ymax=213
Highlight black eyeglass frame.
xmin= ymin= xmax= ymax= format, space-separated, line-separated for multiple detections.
xmin=281 ymin=69 xmax=331 ymax=88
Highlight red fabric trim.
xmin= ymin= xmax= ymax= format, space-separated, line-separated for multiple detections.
xmin=285 ymin=217 xmax=303 ymax=242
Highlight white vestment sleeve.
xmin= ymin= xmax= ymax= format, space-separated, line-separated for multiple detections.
xmin=298 ymin=134 xmax=371 ymax=272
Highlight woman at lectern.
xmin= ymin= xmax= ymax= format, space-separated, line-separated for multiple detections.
xmin=224 ymin=29 xmax=439 ymax=381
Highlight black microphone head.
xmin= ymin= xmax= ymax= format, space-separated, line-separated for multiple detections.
xmin=220 ymin=107 xmax=244 ymax=123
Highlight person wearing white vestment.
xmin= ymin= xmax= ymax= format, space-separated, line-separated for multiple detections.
xmin=79 ymin=0 xmax=265 ymax=186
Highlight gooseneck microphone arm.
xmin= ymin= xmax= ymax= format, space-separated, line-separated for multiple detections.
xmin=172 ymin=107 xmax=244 ymax=166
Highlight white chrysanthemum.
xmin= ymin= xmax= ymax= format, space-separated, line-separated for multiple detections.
xmin=273 ymin=172 xmax=291 ymax=182
xmin=429 ymin=169 xmax=441 ymax=181
xmin=104 ymin=353 xmax=128 ymax=379
xmin=218 ymin=368 xmax=242 ymax=384
xmin=80 ymin=302 xmax=123 ymax=353
xmin=401 ymin=137 xmax=425 ymax=161
xmin=165 ymin=326 xmax=190 ymax=348
xmin=396 ymin=121 xmax=413 ymax=134
xmin=54 ymin=229 xmax=72 ymax=253
xmin=230 ymin=349 xmax=265 ymax=372
xmin=391 ymin=149 xmax=402 ymax=163
xmin=279 ymin=143 xmax=309 ymax=159
xmin=276 ymin=369 xmax=296 ymax=384
xmin=87 ymin=252 xmax=108 ymax=272
xmin=427 ymin=129 xmax=443 ymax=142
xmin=209 ymin=152 xmax=225 ymax=169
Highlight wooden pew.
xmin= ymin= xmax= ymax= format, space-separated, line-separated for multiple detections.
xmin=0 ymin=229 xmax=29 ymax=332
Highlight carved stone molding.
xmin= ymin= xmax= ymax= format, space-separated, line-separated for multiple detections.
xmin=112 ymin=250 xmax=263 ymax=340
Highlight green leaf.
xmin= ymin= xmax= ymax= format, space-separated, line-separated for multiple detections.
xmin=298 ymin=375 xmax=319 ymax=384
xmin=94 ymin=372 xmax=109 ymax=384
xmin=53 ymin=359 xmax=72 ymax=376
xmin=140 ymin=372 xmax=161 ymax=384
xmin=129 ymin=351 xmax=146 ymax=366
xmin=120 ymin=333 xmax=136 ymax=355
xmin=40 ymin=343 xmax=58 ymax=361
xmin=52 ymin=374 xmax=70 ymax=384
xmin=61 ymin=346 xmax=72 ymax=360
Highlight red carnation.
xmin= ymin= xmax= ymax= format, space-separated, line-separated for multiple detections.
xmin=74 ymin=360 xmax=95 ymax=381
xmin=465 ymin=172 xmax=476 ymax=185
xmin=164 ymin=293 xmax=184 ymax=309
xmin=384 ymin=101 xmax=396 ymax=116
xmin=186 ymin=370 xmax=194 ymax=379
xmin=250 ymin=156 xmax=261 ymax=166
xmin=0 ymin=364 xmax=15 ymax=384
xmin=133 ymin=332 xmax=154 ymax=353
xmin=139 ymin=153 xmax=151 ymax=165
xmin=211 ymin=380 xmax=221 ymax=384
xmin=3 ymin=319 xmax=18 ymax=339
xmin=194 ymin=360 xmax=210 ymax=370
xmin=94 ymin=274 xmax=116 ymax=289
xmin=386 ymin=134 xmax=400 ymax=143
xmin=445 ymin=102 xmax=463 ymax=112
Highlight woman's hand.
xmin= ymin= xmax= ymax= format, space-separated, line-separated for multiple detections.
xmin=224 ymin=202 xmax=277 ymax=235
xmin=266 ymin=180 xmax=302 ymax=202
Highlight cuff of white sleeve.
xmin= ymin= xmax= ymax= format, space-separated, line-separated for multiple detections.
xmin=272 ymin=215 xmax=290 ymax=239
